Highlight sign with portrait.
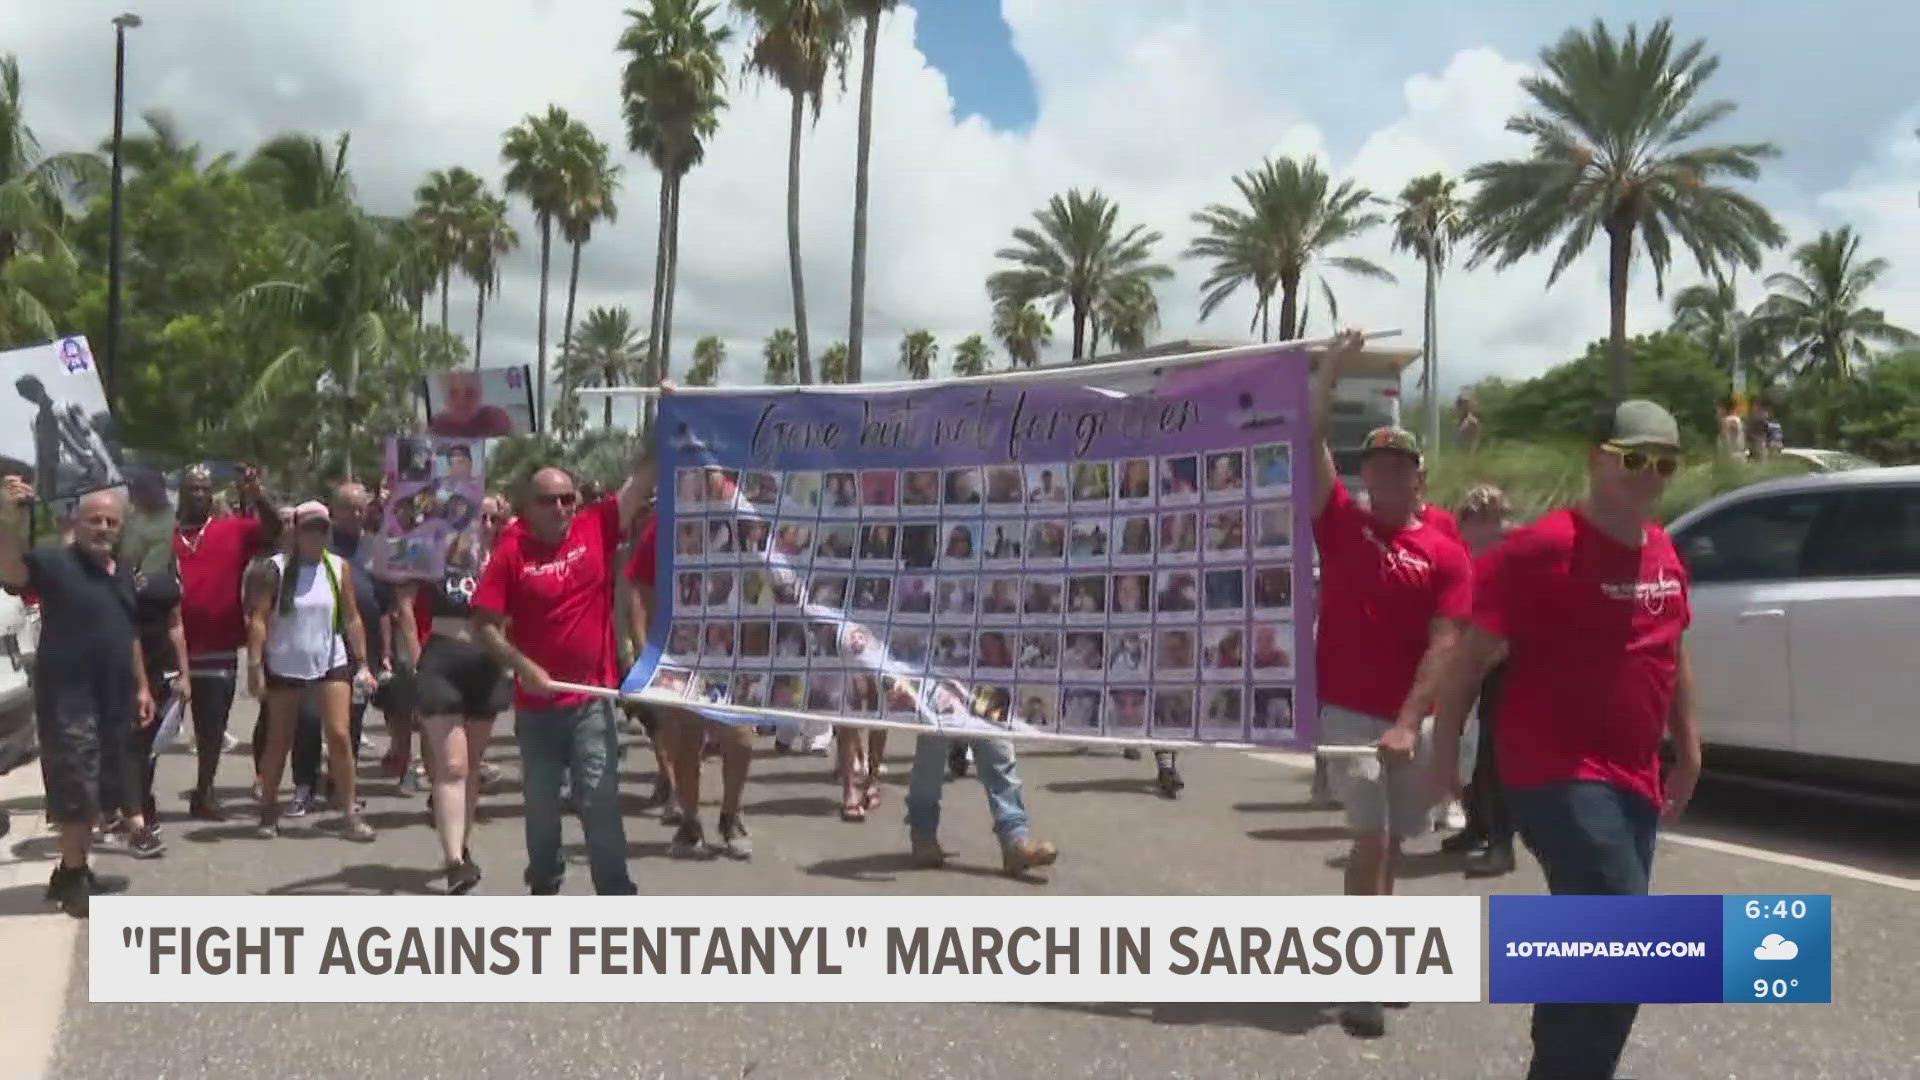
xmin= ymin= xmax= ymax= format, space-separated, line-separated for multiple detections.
xmin=377 ymin=436 xmax=486 ymax=582
xmin=420 ymin=365 xmax=536 ymax=437
xmin=0 ymin=336 xmax=124 ymax=501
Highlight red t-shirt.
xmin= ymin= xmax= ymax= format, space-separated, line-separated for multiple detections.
xmin=1421 ymin=504 xmax=1463 ymax=546
xmin=471 ymin=498 xmax=623 ymax=709
xmin=1474 ymin=509 xmax=1690 ymax=808
xmin=412 ymin=589 xmax=433 ymax=650
xmin=173 ymin=516 xmax=265 ymax=655
xmin=624 ymin=516 xmax=658 ymax=588
xmin=1313 ymin=481 xmax=1473 ymax=720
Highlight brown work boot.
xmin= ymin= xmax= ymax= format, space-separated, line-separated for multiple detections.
xmin=910 ymin=837 xmax=948 ymax=868
xmin=1001 ymin=836 xmax=1059 ymax=876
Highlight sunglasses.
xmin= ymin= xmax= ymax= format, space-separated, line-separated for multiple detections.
xmin=533 ymin=492 xmax=579 ymax=508
xmin=1601 ymin=443 xmax=1679 ymax=477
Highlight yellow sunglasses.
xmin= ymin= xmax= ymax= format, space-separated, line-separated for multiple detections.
xmin=1600 ymin=443 xmax=1679 ymax=477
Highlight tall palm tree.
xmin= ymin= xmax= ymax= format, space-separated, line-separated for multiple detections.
xmin=1465 ymin=18 xmax=1785 ymax=400
xmin=560 ymin=305 xmax=649 ymax=429
xmin=245 ymin=132 xmax=353 ymax=213
xmin=845 ymin=0 xmax=898 ymax=383
xmin=411 ymin=166 xmax=484 ymax=334
xmin=951 ymin=334 xmax=990 ymax=377
xmin=763 ymin=327 xmax=798 ymax=385
xmin=686 ymin=334 xmax=725 ymax=385
xmin=1754 ymin=227 xmax=1916 ymax=382
xmin=992 ymin=299 xmax=1052 ymax=369
xmin=988 ymin=189 xmax=1171 ymax=361
xmin=502 ymin=105 xmax=578 ymax=422
xmin=898 ymin=329 xmax=936 ymax=379
xmin=460 ymin=190 xmax=518 ymax=369
xmin=1391 ymin=173 xmax=1468 ymax=451
xmin=106 ymin=109 xmax=206 ymax=177
xmin=736 ymin=0 xmax=851 ymax=384
xmin=556 ymin=126 xmax=623 ymax=397
xmin=1098 ymin=279 xmax=1160 ymax=353
xmin=1 ymin=54 xmax=101 ymax=345
xmin=820 ymin=340 xmax=849 ymax=383
xmin=620 ymin=0 xmax=732 ymax=383
xmin=1186 ymin=156 xmax=1392 ymax=345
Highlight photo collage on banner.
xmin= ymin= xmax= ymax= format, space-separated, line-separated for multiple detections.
xmin=375 ymin=435 xmax=488 ymax=586
xmin=625 ymin=352 xmax=1312 ymax=747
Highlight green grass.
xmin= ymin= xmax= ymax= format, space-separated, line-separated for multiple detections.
xmin=1424 ymin=440 xmax=1807 ymax=524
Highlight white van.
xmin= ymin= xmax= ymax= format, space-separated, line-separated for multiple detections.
xmin=1 ymin=587 xmax=39 ymax=775
xmin=1667 ymin=465 xmax=1920 ymax=787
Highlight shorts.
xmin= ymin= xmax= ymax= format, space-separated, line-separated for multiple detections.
xmin=36 ymin=685 xmax=135 ymax=825
xmin=1320 ymin=704 xmax=1435 ymax=839
xmin=414 ymin=635 xmax=510 ymax=720
xmin=265 ymin=664 xmax=351 ymax=690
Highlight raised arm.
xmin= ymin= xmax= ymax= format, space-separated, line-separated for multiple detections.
xmin=616 ymin=381 xmax=670 ymax=526
xmin=240 ymin=466 xmax=282 ymax=546
xmin=1310 ymin=330 xmax=1364 ymax=517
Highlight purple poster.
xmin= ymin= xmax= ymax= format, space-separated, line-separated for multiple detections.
xmin=620 ymin=351 xmax=1317 ymax=748
xmin=376 ymin=435 xmax=487 ymax=582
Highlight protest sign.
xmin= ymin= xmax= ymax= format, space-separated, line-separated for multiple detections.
xmin=376 ymin=435 xmax=486 ymax=582
xmin=421 ymin=365 xmax=536 ymax=437
xmin=0 ymin=336 xmax=124 ymax=501
xmin=620 ymin=349 xmax=1316 ymax=749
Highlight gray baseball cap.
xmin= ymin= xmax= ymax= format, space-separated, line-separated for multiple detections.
xmin=1593 ymin=400 xmax=1681 ymax=449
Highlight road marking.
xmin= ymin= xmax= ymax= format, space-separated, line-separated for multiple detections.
xmin=0 ymin=764 xmax=76 ymax=1080
xmin=1246 ymin=748 xmax=1920 ymax=892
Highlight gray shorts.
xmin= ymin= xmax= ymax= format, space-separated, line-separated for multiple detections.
xmin=1321 ymin=704 xmax=1434 ymax=839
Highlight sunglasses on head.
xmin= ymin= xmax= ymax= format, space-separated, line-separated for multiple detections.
xmin=533 ymin=492 xmax=579 ymax=508
xmin=1601 ymin=443 xmax=1680 ymax=477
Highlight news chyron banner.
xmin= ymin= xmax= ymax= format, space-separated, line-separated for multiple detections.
xmin=621 ymin=350 xmax=1315 ymax=749
xmin=1490 ymin=894 xmax=1832 ymax=1004
xmin=89 ymin=895 xmax=1478 ymax=1003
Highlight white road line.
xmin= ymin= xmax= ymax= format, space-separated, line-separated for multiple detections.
xmin=1246 ymin=748 xmax=1920 ymax=892
xmin=0 ymin=764 xmax=76 ymax=1080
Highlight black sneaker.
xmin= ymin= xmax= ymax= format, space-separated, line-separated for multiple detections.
xmin=1338 ymin=1001 xmax=1386 ymax=1038
xmin=1438 ymin=829 xmax=1487 ymax=855
xmin=947 ymin=743 xmax=970 ymax=779
xmin=447 ymin=857 xmax=482 ymax=895
xmin=1464 ymin=843 xmax=1516 ymax=878
xmin=714 ymin=813 xmax=753 ymax=860
xmin=643 ymin=778 xmax=673 ymax=809
xmin=670 ymin=819 xmax=712 ymax=859
xmin=128 ymin=827 xmax=166 ymax=859
xmin=46 ymin=865 xmax=130 ymax=919
xmin=1156 ymin=765 xmax=1185 ymax=799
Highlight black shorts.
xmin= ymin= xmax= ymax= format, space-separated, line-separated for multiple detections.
xmin=265 ymin=663 xmax=352 ymax=690
xmin=414 ymin=635 xmax=509 ymax=720
xmin=35 ymin=684 xmax=135 ymax=825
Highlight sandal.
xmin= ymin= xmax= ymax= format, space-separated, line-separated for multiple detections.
xmin=840 ymin=788 xmax=867 ymax=822
xmin=862 ymin=777 xmax=883 ymax=810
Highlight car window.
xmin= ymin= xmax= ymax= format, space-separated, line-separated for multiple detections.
xmin=1803 ymin=486 xmax=1920 ymax=578
xmin=1676 ymin=493 xmax=1835 ymax=584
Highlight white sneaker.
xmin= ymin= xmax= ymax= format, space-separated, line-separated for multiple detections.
xmin=1438 ymin=799 xmax=1466 ymax=831
xmin=222 ymin=731 xmax=240 ymax=753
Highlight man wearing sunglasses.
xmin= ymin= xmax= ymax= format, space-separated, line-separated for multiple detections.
xmin=471 ymin=456 xmax=654 ymax=896
xmin=1430 ymin=399 xmax=1700 ymax=1080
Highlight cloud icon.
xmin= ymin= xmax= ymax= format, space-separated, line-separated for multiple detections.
xmin=1754 ymin=934 xmax=1799 ymax=961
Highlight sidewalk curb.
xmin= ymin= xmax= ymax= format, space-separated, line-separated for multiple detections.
xmin=1 ymin=762 xmax=76 ymax=1080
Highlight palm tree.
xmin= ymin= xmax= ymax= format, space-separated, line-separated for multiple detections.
xmin=556 ymin=127 xmax=623 ymax=399
xmin=686 ymin=334 xmax=725 ymax=385
xmin=1391 ymin=173 xmax=1468 ymax=452
xmin=988 ymin=189 xmax=1172 ymax=360
xmin=560 ymin=305 xmax=649 ymax=429
xmin=1465 ymin=18 xmax=1785 ymax=399
xmin=1754 ymin=227 xmax=1916 ymax=382
xmin=763 ymin=327 xmax=798 ymax=385
xmin=1 ymin=54 xmax=101 ymax=345
xmin=899 ymin=329 xmax=937 ymax=379
xmin=951 ymin=334 xmax=990 ymax=377
xmin=1186 ymin=156 xmax=1392 ymax=345
xmin=992 ymin=299 xmax=1052 ymax=369
xmin=245 ymin=132 xmax=353 ymax=213
xmin=459 ymin=190 xmax=518 ymax=369
xmin=820 ymin=340 xmax=850 ymax=383
xmin=845 ymin=0 xmax=898 ymax=383
xmin=1098 ymin=279 xmax=1160 ymax=353
xmin=106 ymin=109 xmax=208 ymax=177
xmin=502 ymin=105 xmax=578 ymax=422
xmin=736 ymin=0 xmax=851 ymax=384
xmin=411 ymin=167 xmax=484 ymax=334
xmin=620 ymin=0 xmax=732 ymax=382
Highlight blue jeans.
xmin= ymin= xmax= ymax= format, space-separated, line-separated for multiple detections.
xmin=1507 ymin=781 xmax=1659 ymax=1080
xmin=515 ymin=699 xmax=635 ymax=895
xmin=906 ymin=735 xmax=1030 ymax=844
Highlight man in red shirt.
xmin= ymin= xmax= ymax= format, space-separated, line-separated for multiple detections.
xmin=471 ymin=454 xmax=651 ymax=895
xmin=1309 ymin=330 xmax=1472 ymax=1038
xmin=174 ymin=463 xmax=280 ymax=819
xmin=1432 ymin=400 xmax=1700 ymax=1080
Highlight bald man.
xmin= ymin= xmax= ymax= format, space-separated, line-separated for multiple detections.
xmin=0 ymin=481 xmax=153 ymax=916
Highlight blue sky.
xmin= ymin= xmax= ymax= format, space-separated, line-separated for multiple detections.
xmin=911 ymin=0 xmax=1037 ymax=130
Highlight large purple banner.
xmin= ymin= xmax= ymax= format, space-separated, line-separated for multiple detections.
xmin=621 ymin=351 xmax=1317 ymax=748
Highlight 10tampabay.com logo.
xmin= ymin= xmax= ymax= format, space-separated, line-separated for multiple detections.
xmin=1490 ymin=895 xmax=1831 ymax=1004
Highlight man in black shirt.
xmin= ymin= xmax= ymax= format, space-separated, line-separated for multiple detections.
xmin=0 ymin=478 xmax=154 ymax=917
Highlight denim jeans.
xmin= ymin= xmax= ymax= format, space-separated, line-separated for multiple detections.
xmin=516 ymin=698 xmax=634 ymax=895
xmin=906 ymin=735 xmax=1030 ymax=844
xmin=1508 ymin=781 xmax=1659 ymax=1080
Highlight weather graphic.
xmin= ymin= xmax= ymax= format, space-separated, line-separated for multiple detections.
xmin=1723 ymin=896 xmax=1831 ymax=1003
xmin=1754 ymin=934 xmax=1799 ymax=961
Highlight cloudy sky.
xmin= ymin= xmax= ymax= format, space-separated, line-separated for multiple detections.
xmin=16 ymin=0 xmax=1920 ymax=401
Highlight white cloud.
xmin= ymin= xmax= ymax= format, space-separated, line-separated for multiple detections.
xmin=13 ymin=0 xmax=1920 ymax=421
xmin=1754 ymin=933 xmax=1799 ymax=961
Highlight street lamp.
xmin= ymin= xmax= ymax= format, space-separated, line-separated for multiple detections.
xmin=104 ymin=12 xmax=141 ymax=408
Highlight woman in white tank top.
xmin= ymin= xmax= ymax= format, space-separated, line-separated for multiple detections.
xmin=247 ymin=501 xmax=376 ymax=840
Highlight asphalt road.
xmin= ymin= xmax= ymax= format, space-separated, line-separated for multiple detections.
xmin=5 ymin=698 xmax=1918 ymax=1080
